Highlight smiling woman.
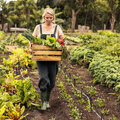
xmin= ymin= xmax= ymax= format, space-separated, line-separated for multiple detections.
xmin=32 ymin=7 xmax=64 ymax=111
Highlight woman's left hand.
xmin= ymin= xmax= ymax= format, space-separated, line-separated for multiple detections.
xmin=58 ymin=35 xmax=65 ymax=46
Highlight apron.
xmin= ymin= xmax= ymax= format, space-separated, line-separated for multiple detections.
xmin=36 ymin=24 xmax=59 ymax=92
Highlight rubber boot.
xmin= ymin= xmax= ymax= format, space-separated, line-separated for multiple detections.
xmin=46 ymin=90 xmax=51 ymax=108
xmin=41 ymin=91 xmax=47 ymax=110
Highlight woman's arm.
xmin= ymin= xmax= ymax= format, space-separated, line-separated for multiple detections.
xmin=58 ymin=25 xmax=64 ymax=40
xmin=59 ymin=35 xmax=65 ymax=40
xmin=29 ymin=25 xmax=39 ymax=49
xmin=32 ymin=25 xmax=39 ymax=37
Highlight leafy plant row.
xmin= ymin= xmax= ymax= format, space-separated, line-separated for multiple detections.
xmin=89 ymin=54 xmax=120 ymax=92
xmin=0 ymin=31 xmax=29 ymax=52
xmin=0 ymin=46 xmax=39 ymax=119
xmin=57 ymin=78 xmax=82 ymax=120
xmin=59 ymin=62 xmax=118 ymax=120
xmin=0 ymin=31 xmax=5 ymax=40
xmin=66 ymin=31 xmax=120 ymax=56
xmin=68 ymin=31 xmax=120 ymax=99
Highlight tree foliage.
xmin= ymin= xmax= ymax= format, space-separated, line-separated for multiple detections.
xmin=0 ymin=0 xmax=120 ymax=32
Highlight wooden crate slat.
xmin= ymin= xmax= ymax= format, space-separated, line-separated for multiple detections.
xmin=32 ymin=56 xmax=61 ymax=61
xmin=32 ymin=45 xmax=62 ymax=51
xmin=31 ymin=45 xmax=62 ymax=61
xmin=33 ymin=51 xmax=62 ymax=55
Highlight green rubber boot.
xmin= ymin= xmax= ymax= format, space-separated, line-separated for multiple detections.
xmin=46 ymin=90 xmax=51 ymax=108
xmin=41 ymin=91 xmax=47 ymax=110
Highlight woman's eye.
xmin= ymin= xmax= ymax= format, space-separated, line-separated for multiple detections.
xmin=46 ymin=17 xmax=53 ymax=19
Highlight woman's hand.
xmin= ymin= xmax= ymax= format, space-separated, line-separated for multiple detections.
xmin=29 ymin=41 xmax=32 ymax=49
xmin=57 ymin=35 xmax=65 ymax=46
xmin=29 ymin=42 xmax=33 ymax=54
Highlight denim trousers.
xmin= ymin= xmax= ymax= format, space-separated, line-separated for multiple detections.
xmin=36 ymin=61 xmax=59 ymax=92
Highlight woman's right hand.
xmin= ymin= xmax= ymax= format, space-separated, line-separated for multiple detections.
xmin=29 ymin=42 xmax=33 ymax=54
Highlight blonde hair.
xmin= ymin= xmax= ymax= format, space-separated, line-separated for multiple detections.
xmin=42 ymin=8 xmax=55 ymax=23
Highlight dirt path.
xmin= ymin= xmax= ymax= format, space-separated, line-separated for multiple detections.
xmin=24 ymin=58 xmax=120 ymax=120
xmin=24 ymin=69 xmax=71 ymax=120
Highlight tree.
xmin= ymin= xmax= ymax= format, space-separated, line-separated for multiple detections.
xmin=54 ymin=0 xmax=85 ymax=32
xmin=115 ymin=0 xmax=120 ymax=32
xmin=7 ymin=1 xmax=18 ymax=27
xmin=0 ymin=0 xmax=8 ymax=30
xmin=7 ymin=0 xmax=37 ymax=29
xmin=37 ymin=0 xmax=54 ymax=8
xmin=93 ymin=0 xmax=110 ymax=30
xmin=106 ymin=0 xmax=119 ymax=32
xmin=15 ymin=0 xmax=37 ymax=28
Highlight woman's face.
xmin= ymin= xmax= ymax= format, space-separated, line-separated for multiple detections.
xmin=44 ymin=13 xmax=54 ymax=24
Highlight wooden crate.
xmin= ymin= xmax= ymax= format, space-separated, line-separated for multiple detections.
xmin=32 ymin=44 xmax=62 ymax=61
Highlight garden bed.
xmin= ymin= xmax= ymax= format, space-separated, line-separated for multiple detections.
xmin=23 ymin=58 xmax=120 ymax=120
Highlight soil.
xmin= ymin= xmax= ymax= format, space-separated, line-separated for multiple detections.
xmin=24 ymin=58 xmax=120 ymax=120
xmin=59 ymin=59 xmax=120 ymax=120
xmin=24 ymin=69 xmax=71 ymax=120
xmin=1 ymin=49 xmax=120 ymax=120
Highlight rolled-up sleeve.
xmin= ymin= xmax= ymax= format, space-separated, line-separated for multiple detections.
xmin=57 ymin=25 xmax=64 ymax=38
xmin=32 ymin=25 xmax=39 ymax=37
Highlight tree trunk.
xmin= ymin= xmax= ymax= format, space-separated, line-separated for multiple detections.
xmin=71 ymin=9 xmax=77 ymax=32
xmin=110 ymin=13 xmax=116 ymax=32
xmin=1 ymin=13 xmax=4 ymax=30
xmin=91 ymin=11 xmax=95 ymax=32
xmin=118 ymin=21 xmax=120 ymax=33
xmin=26 ymin=8 xmax=30 ymax=22
xmin=109 ymin=5 xmax=116 ymax=32
xmin=25 ymin=8 xmax=30 ymax=28
xmin=118 ymin=14 xmax=120 ymax=33
xmin=84 ymin=13 xmax=88 ymax=26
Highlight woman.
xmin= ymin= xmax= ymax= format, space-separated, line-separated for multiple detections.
xmin=32 ymin=8 xmax=64 ymax=110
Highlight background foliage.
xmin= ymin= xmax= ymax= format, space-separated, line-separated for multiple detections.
xmin=0 ymin=0 xmax=120 ymax=32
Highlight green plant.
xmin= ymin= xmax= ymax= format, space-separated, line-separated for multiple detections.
xmin=0 ymin=65 xmax=10 ymax=85
xmin=62 ymin=46 xmax=68 ymax=59
xmin=57 ymin=80 xmax=82 ymax=120
xmin=23 ymin=30 xmax=62 ymax=49
xmin=70 ymin=46 xmax=95 ymax=66
xmin=0 ymin=65 xmax=9 ymax=75
xmin=72 ymin=88 xmax=82 ymax=99
xmin=16 ymin=78 xmax=39 ymax=107
xmin=3 ymin=48 xmax=36 ymax=71
xmin=95 ymin=97 xmax=105 ymax=108
xmin=71 ymin=107 xmax=82 ymax=120
xmin=0 ymin=71 xmax=39 ymax=108
xmin=84 ymin=100 xmax=93 ymax=112
xmin=89 ymin=53 xmax=120 ymax=91
xmin=0 ymin=31 xmax=5 ymax=40
xmin=49 ymin=117 xmax=56 ymax=120
xmin=78 ymin=99 xmax=86 ymax=105
xmin=14 ymin=34 xmax=29 ymax=47
xmin=67 ymin=97 xmax=74 ymax=108
xmin=109 ymin=115 xmax=117 ymax=120
xmin=85 ymin=86 xmax=96 ymax=96
xmin=1 ymin=72 xmax=19 ymax=96
xmin=101 ymin=108 xmax=109 ymax=115
xmin=0 ymin=102 xmax=28 ymax=120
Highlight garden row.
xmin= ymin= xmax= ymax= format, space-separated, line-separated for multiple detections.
xmin=57 ymin=60 xmax=118 ymax=120
xmin=0 ymin=31 xmax=29 ymax=52
xmin=0 ymin=31 xmax=40 ymax=119
xmin=65 ymin=31 xmax=120 ymax=100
